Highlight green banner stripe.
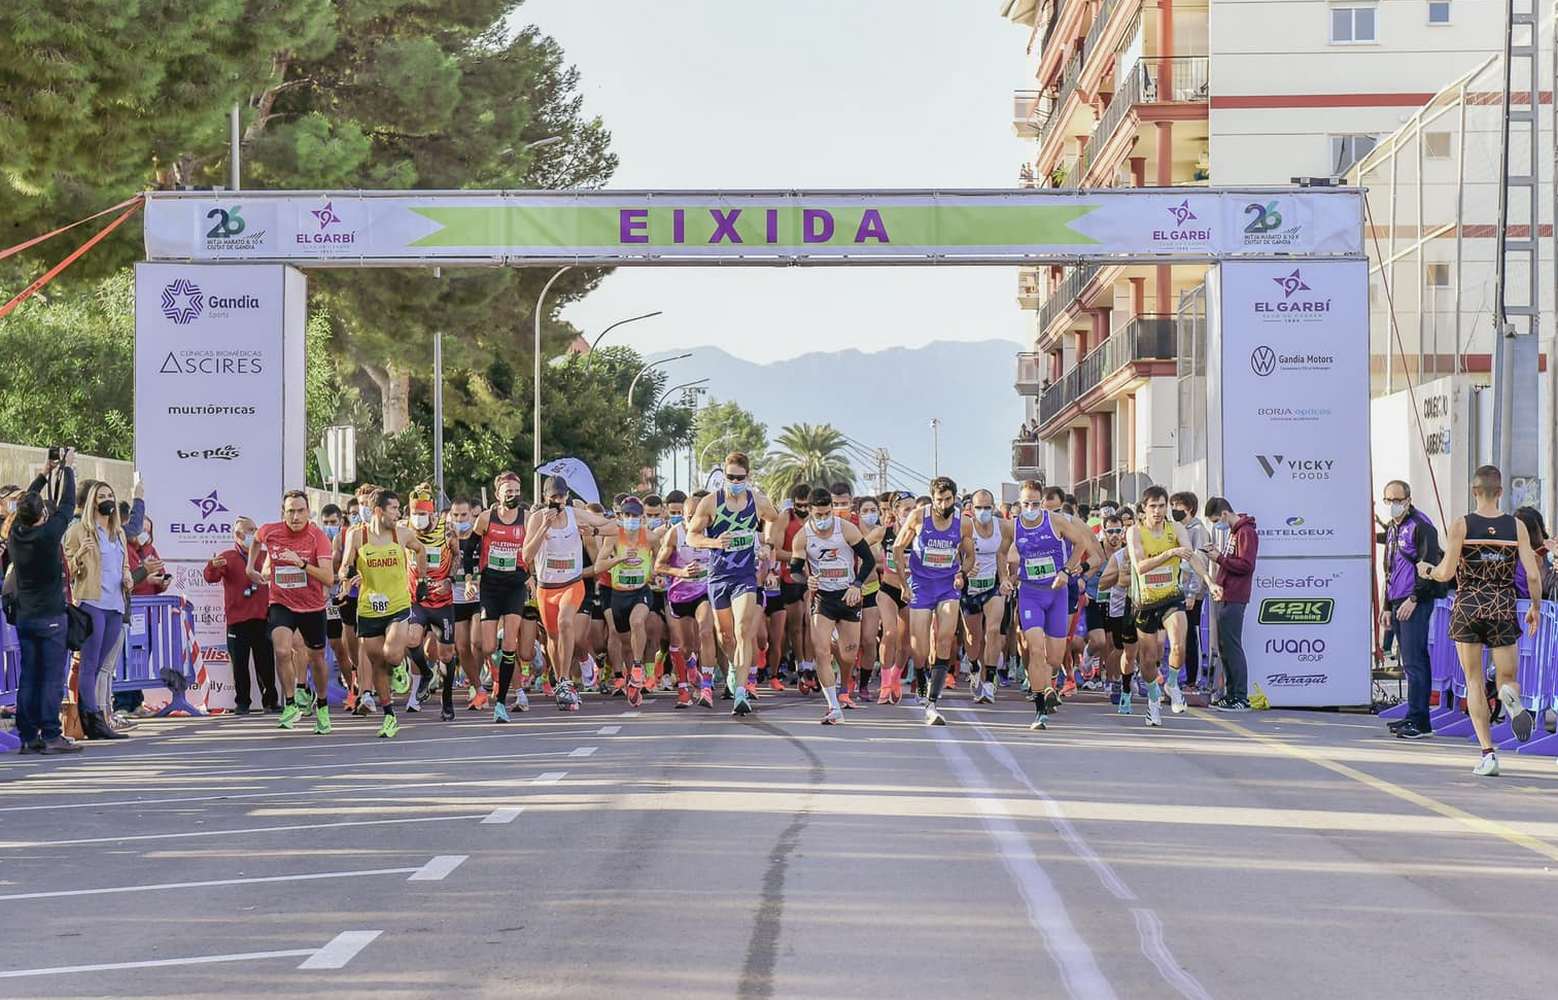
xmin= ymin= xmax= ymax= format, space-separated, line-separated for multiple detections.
xmin=408 ymin=204 xmax=1100 ymax=249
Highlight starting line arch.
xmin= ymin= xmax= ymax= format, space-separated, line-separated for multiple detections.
xmin=136 ymin=186 xmax=1370 ymax=708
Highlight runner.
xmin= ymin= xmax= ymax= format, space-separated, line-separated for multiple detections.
xmin=524 ymin=475 xmax=611 ymax=711
xmin=473 ymin=472 xmax=536 ymax=722
xmin=446 ymin=497 xmax=488 ymax=718
xmin=797 ymin=487 xmax=877 ymax=724
xmin=318 ymin=504 xmax=350 ymax=705
xmin=827 ymin=482 xmax=879 ymax=706
xmin=250 ymin=490 xmax=337 ymax=734
xmin=891 ymin=477 xmax=973 ymax=726
xmin=1008 ymin=480 xmax=1102 ymax=730
xmin=657 ymin=489 xmax=717 ymax=708
xmin=1425 ymin=465 xmax=1543 ymax=776
xmin=590 ymin=496 xmax=667 ymax=707
xmin=686 ymin=452 xmax=783 ymax=716
xmin=1126 ymin=486 xmax=1219 ymax=728
xmin=337 ymin=488 xmax=429 ymax=739
xmin=403 ymin=485 xmax=457 ymax=717
xmin=777 ymin=483 xmax=814 ymax=689
xmin=332 ymin=484 xmax=379 ymax=712
xmin=875 ymin=492 xmax=916 ymax=704
xmin=1095 ymin=514 xmax=1139 ymax=713
xmin=959 ymin=488 xmax=1013 ymax=705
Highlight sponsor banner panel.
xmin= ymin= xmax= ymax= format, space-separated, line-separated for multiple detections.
xmin=1220 ymin=259 xmax=1371 ymax=559
xmin=1244 ymin=556 xmax=1372 ymax=708
xmin=133 ymin=563 xmax=235 ymax=713
xmin=143 ymin=189 xmax=1364 ymax=263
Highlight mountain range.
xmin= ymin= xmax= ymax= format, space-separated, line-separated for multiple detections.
xmin=648 ymin=339 xmax=1026 ymax=494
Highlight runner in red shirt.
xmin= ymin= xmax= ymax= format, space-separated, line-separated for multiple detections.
xmin=249 ymin=489 xmax=336 ymax=733
xmin=473 ymin=471 xmax=536 ymax=722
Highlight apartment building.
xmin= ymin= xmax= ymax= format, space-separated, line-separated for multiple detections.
xmin=1003 ymin=0 xmax=1503 ymax=500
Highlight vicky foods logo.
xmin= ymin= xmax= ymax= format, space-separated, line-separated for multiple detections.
xmin=1255 ymin=455 xmax=1334 ymax=481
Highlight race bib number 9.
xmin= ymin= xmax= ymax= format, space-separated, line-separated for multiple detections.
xmin=489 ymin=544 xmax=519 ymax=572
xmin=1024 ymin=555 xmax=1056 ymax=581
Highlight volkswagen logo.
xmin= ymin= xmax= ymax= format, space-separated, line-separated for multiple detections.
xmin=1250 ymin=345 xmax=1277 ymax=376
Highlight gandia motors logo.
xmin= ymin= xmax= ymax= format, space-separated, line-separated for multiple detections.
xmin=1168 ymin=199 xmax=1196 ymax=226
xmin=189 ymin=489 xmax=229 ymax=520
xmin=1250 ymin=346 xmax=1277 ymax=376
xmin=311 ymin=201 xmax=342 ymax=229
xmin=1273 ymin=268 xmax=1311 ymax=298
xmin=161 ymin=279 xmax=204 ymax=325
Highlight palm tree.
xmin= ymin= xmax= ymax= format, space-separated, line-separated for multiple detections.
xmin=761 ymin=423 xmax=855 ymax=497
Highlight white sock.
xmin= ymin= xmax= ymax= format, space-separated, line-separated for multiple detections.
xmin=823 ymin=685 xmax=840 ymax=710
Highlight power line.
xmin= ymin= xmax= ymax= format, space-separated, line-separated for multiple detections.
xmin=839 ymin=432 xmax=934 ymax=485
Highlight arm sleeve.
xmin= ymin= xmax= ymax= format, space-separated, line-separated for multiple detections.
xmin=850 ymin=538 xmax=877 ymax=585
xmin=122 ymin=498 xmax=145 ymax=538
xmin=1413 ymin=522 xmax=1444 ymax=601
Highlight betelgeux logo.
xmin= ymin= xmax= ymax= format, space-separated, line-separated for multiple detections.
xmin=189 ymin=490 xmax=230 ymax=520
xmin=311 ymin=201 xmax=342 ymax=229
xmin=161 ymin=279 xmax=203 ymax=325
xmin=1168 ymin=199 xmax=1196 ymax=226
xmin=1259 ymin=598 xmax=1335 ymax=625
xmin=1273 ymin=268 xmax=1310 ymax=298
xmin=1251 ymin=346 xmax=1277 ymax=376
xmin=1255 ymin=454 xmax=1334 ymax=480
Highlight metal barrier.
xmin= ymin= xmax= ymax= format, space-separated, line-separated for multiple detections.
xmin=0 ymin=607 xmax=19 ymax=751
xmin=115 ymin=594 xmax=206 ymax=717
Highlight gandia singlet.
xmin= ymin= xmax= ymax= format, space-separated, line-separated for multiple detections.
xmin=1014 ymin=512 xmax=1066 ymax=587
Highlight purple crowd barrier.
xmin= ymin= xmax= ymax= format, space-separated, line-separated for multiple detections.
xmin=115 ymin=595 xmax=206 ymax=717
xmin=1 ymin=608 xmax=20 ymax=751
xmin=1420 ymin=597 xmax=1558 ymax=756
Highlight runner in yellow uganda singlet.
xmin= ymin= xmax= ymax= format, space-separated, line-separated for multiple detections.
xmin=357 ymin=536 xmax=413 ymax=619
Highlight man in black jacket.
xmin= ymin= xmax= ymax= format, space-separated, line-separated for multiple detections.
xmin=5 ymin=452 xmax=81 ymax=754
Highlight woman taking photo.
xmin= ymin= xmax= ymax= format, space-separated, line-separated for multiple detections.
xmin=63 ymin=480 xmax=134 ymax=740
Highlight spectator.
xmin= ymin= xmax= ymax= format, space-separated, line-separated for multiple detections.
xmin=1377 ymin=480 xmax=1442 ymax=741
xmin=127 ymin=514 xmax=171 ymax=598
xmin=204 ymin=515 xmax=278 ymax=714
xmin=62 ymin=480 xmax=133 ymax=741
xmin=4 ymin=453 xmax=80 ymax=754
xmin=1513 ymin=506 xmax=1554 ymax=600
xmin=1170 ymin=492 xmax=1210 ymax=689
xmin=1204 ymin=496 xmax=1256 ymax=711
xmin=0 ymin=483 xmax=21 ymax=577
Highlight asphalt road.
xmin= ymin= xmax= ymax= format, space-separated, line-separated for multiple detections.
xmin=2 ymin=683 xmax=1556 ymax=999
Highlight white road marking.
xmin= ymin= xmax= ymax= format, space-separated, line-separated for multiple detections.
xmin=296 ymin=930 xmax=382 ymax=970
xmin=1 ymin=813 xmax=487 ymax=850
xmin=934 ymin=728 xmax=1117 ymax=1000
xmin=618 ymin=711 xmax=641 ymax=717
xmin=408 ymin=855 xmax=467 ymax=881
xmin=0 ymin=945 xmax=318 ymax=979
xmin=533 ymin=771 xmax=567 ymax=785
xmin=569 ymin=746 xmax=598 ymax=757
xmin=596 ymin=725 xmax=622 ymax=735
xmin=1133 ymin=908 xmax=1215 ymax=1000
xmin=481 ymin=806 xmax=526 ymax=824
xmin=0 ymin=864 xmax=421 ymax=901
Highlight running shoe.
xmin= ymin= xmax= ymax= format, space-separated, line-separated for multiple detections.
xmin=581 ymin=658 xmax=598 ymax=689
xmin=1146 ymin=698 xmax=1162 ymax=727
xmin=626 ymin=683 xmax=643 ymax=708
xmin=1167 ymin=681 xmax=1187 ymax=715
xmin=391 ymin=663 xmax=411 ymax=696
xmin=698 ymin=686 xmax=715 ymax=709
xmin=1473 ymin=751 xmax=1500 ymax=777
xmin=357 ymin=690 xmax=377 ymax=716
xmin=494 ymin=702 xmax=511 ymax=724
xmin=1499 ymin=684 xmax=1534 ymax=742
xmin=440 ymin=706 xmax=456 ymax=722
xmin=1042 ymin=688 xmax=1062 ymax=716
xmin=277 ymin=704 xmax=301 ymax=730
xmin=984 ymin=681 xmax=997 ymax=704
xmin=467 ymin=688 xmax=490 ymax=711
xmin=660 ymin=673 xmax=676 ymax=693
xmin=745 ymin=681 xmax=760 ymax=701
xmin=1108 ymin=682 xmax=1122 ymax=706
xmin=415 ymin=670 xmax=434 ymax=705
xmin=612 ymin=676 xmax=627 ymax=698
xmin=377 ymin=714 xmax=400 ymax=739
xmin=1118 ymin=691 xmax=1132 ymax=715
xmin=821 ymin=707 xmax=843 ymax=726
xmin=542 ymin=679 xmax=555 ymax=699
xmin=1214 ymin=698 xmax=1252 ymax=713
xmin=839 ymin=692 xmax=858 ymax=710
xmin=769 ymin=676 xmax=786 ymax=692
xmin=405 ymin=689 xmax=422 ymax=713
xmin=1030 ymin=714 xmax=1047 ymax=731
xmin=923 ymin=702 xmax=946 ymax=726
xmin=732 ymin=689 xmax=754 ymax=716
xmin=343 ymin=689 xmax=358 ymax=714
xmin=313 ymin=706 xmax=332 ymax=735
xmin=556 ymin=682 xmax=581 ymax=712
xmin=1060 ymin=676 xmax=1077 ymax=699
xmin=675 ymin=686 xmax=692 ymax=709
xmin=514 ymin=688 xmax=530 ymax=713
xmin=877 ymin=668 xmax=895 ymax=704
xmin=973 ymin=683 xmax=993 ymax=706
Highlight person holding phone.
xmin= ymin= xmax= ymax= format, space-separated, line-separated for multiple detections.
xmin=63 ymin=474 xmax=134 ymax=741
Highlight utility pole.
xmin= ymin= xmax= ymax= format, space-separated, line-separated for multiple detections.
xmin=229 ymin=103 xmax=241 ymax=190
xmin=433 ymin=331 xmax=446 ymax=508
xmin=876 ymin=449 xmax=889 ymax=497
xmin=930 ymin=418 xmax=941 ymax=477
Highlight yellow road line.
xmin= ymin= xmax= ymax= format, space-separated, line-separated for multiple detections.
xmin=1196 ymin=710 xmax=1558 ymax=863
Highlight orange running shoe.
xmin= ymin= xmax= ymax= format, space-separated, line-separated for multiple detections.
xmin=1061 ymin=676 xmax=1077 ymax=698
xmin=467 ymin=688 xmax=491 ymax=711
xmin=697 ymin=686 xmax=715 ymax=709
xmin=876 ymin=668 xmax=894 ymax=704
xmin=839 ymin=692 xmax=858 ymax=710
xmin=890 ymin=670 xmax=905 ymax=704
xmin=611 ymin=675 xmax=627 ymax=697
xmin=769 ymin=676 xmax=786 ymax=692
xmin=343 ymin=689 xmax=358 ymax=713
xmin=541 ymin=680 xmax=555 ymax=699
xmin=675 ymin=686 xmax=693 ymax=709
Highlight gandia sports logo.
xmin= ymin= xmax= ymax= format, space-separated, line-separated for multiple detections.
xmin=189 ymin=490 xmax=230 ymax=520
xmin=1273 ymin=269 xmax=1311 ymax=298
xmin=161 ymin=279 xmax=204 ymax=325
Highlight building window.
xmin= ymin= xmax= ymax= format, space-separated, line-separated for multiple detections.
xmin=1330 ymin=134 xmax=1378 ymax=174
xmin=1424 ymin=131 xmax=1452 ymax=159
xmin=1426 ymin=263 xmax=1450 ymax=287
xmin=1427 ymin=1 xmax=1451 ymax=24
xmin=1330 ymin=6 xmax=1377 ymax=43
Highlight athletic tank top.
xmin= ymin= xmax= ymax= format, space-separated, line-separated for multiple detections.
xmin=1108 ymin=548 xmax=1130 ymax=617
xmin=666 ymin=523 xmax=710 ymax=602
xmin=1457 ymin=512 xmax=1519 ymax=596
xmin=910 ymin=510 xmax=960 ymax=582
xmin=1135 ymin=521 xmax=1181 ymax=605
xmin=410 ymin=517 xmax=453 ymax=609
xmin=780 ymin=514 xmax=805 ymax=584
xmin=967 ymin=519 xmax=1002 ymax=594
xmin=609 ymin=528 xmax=654 ymax=591
xmin=803 ymin=519 xmax=854 ymax=593
xmin=357 ymin=532 xmax=412 ymax=617
xmin=1014 ymin=512 xmax=1066 ymax=587
xmin=536 ymin=508 xmax=585 ymax=586
xmin=707 ymin=489 xmax=759 ymax=581
xmin=453 ymin=533 xmax=480 ymax=606
xmin=480 ymin=509 xmax=526 ymax=579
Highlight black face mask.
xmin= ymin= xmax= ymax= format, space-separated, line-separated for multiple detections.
xmin=547 ymin=499 xmax=564 ymax=510
xmin=1171 ymin=509 xmax=1187 ymax=523
xmin=96 ymin=500 xmax=116 ymax=517
xmin=937 ymin=504 xmax=956 ymax=519
xmin=502 ymin=496 xmax=521 ymax=509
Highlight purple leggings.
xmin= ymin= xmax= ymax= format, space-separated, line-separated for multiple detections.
xmin=75 ymin=604 xmax=124 ymax=715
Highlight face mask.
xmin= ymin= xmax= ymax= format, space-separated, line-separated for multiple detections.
xmin=412 ymin=513 xmax=430 ymax=530
xmin=454 ymin=520 xmax=473 ymax=535
xmin=860 ymin=511 xmax=879 ymax=527
xmin=669 ymin=514 xmax=685 ymax=526
xmin=354 ymin=509 xmax=368 ymax=524
xmin=648 ymin=517 xmax=665 ymax=531
xmin=937 ymin=503 xmax=956 ymax=519
xmin=812 ymin=516 xmax=834 ymax=533
xmin=503 ymin=495 xmax=521 ymax=509
xmin=323 ymin=524 xmax=340 ymax=541
xmin=135 ymin=532 xmax=150 ymax=546
xmin=727 ymin=481 xmax=748 ymax=495
xmin=975 ymin=508 xmax=994 ymax=525
xmin=547 ymin=499 xmax=565 ymax=510
xmin=1389 ymin=501 xmax=1408 ymax=520
xmin=622 ymin=517 xmax=642 ymax=533
xmin=96 ymin=499 xmax=115 ymax=517
xmin=1020 ymin=504 xmax=1043 ymax=522
xmin=235 ymin=533 xmax=248 ymax=549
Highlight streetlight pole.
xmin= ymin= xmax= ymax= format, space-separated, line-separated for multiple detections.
xmin=930 ymin=417 xmax=941 ymax=477
xmin=587 ymin=310 xmax=664 ymax=365
xmin=533 ymin=265 xmax=571 ymax=504
xmin=626 ymin=353 xmax=692 ymax=408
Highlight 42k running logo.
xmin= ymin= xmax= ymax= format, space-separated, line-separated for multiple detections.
xmin=205 ymin=206 xmax=246 ymax=239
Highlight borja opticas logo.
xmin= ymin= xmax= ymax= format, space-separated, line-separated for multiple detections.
xmin=298 ymin=200 xmax=358 ymax=246
xmin=161 ymin=279 xmax=203 ymax=325
xmin=189 ymin=490 xmax=230 ymax=520
xmin=1255 ymin=454 xmax=1334 ymax=481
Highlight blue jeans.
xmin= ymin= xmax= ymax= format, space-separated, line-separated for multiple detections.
xmin=76 ymin=604 xmax=124 ymax=716
xmin=15 ymin=614 xmax=69 ymax=743
xmin=1394 ymin=597 xmax=1433 ymax=730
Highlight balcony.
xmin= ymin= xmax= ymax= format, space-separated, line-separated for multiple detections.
xmin=1077 ymin=55 xmax=1209 ymax=186
xmin=1013 ymin=89 xmax=1044 ymax=138
xmin=1037 ymin=49 xmax=1086 ymax=150
xmin=1012 ymin=439 xmax=1044 ymax=482
xmin=1035 ymin=314 xmax=1178 ymax=429
xmin=1017 ymin=270 xmax=1042 ymax=310
xmin=1015 ymin=351 xmax=1046 ymax=394
xmin=1037 ymin=263 xmax=1100 ymax=336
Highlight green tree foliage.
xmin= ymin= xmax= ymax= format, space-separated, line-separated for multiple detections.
xmin=692 ymin=400 xmax=768 ymax=480
xmin=761 ymin=424 xmax=855 ymax=498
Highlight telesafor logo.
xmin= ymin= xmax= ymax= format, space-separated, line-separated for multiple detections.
xmin=161 ymin=280 xmax=203 ymax=325
xmin=1258 ymin=598 xmax=1335 ymax=624
xmin=1255 ymin=454 xmax=1334 ymax=480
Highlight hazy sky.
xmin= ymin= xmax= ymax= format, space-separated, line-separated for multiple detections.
xmin=514 ymin=0 xmax=1034 ymax=364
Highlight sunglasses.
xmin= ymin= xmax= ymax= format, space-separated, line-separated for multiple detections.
xmin=725 ymin=473 xmax=748 ymax=482
xmin=1105 ymin=528 xmax=1124 ymax=536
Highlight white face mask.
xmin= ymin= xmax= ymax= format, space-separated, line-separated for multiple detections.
xmin=135 ymin=532 xmax=150 ymax=546
xmin=1388 ymin=501 xmax=1408 ymax=520
xmin=412 ymin=513 xmax=431 ymax=530
xmin=235 ymin=533 xmax=248 ymax=549
xmin=860 ymin=511 xmax=879 ymax=527
xmin=812 ymin=515 xmax=834 ymax=533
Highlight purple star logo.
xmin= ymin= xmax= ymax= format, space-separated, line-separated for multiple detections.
xmin=160 ymin=279 xmax=203 ymax=325
xmin=311 ymin=202 xmax=342 ymax=229
xmin=189 ymin=490 xmax=229 ymax=521
xmin=1273 ymin=268 xmax=1310 ymax=299
xmin=1167 ymin=199 xmax=1197 ymax=226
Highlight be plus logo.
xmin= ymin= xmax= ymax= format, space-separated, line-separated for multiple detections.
xmin=161 ymin=279 xmax=203 ymax=326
